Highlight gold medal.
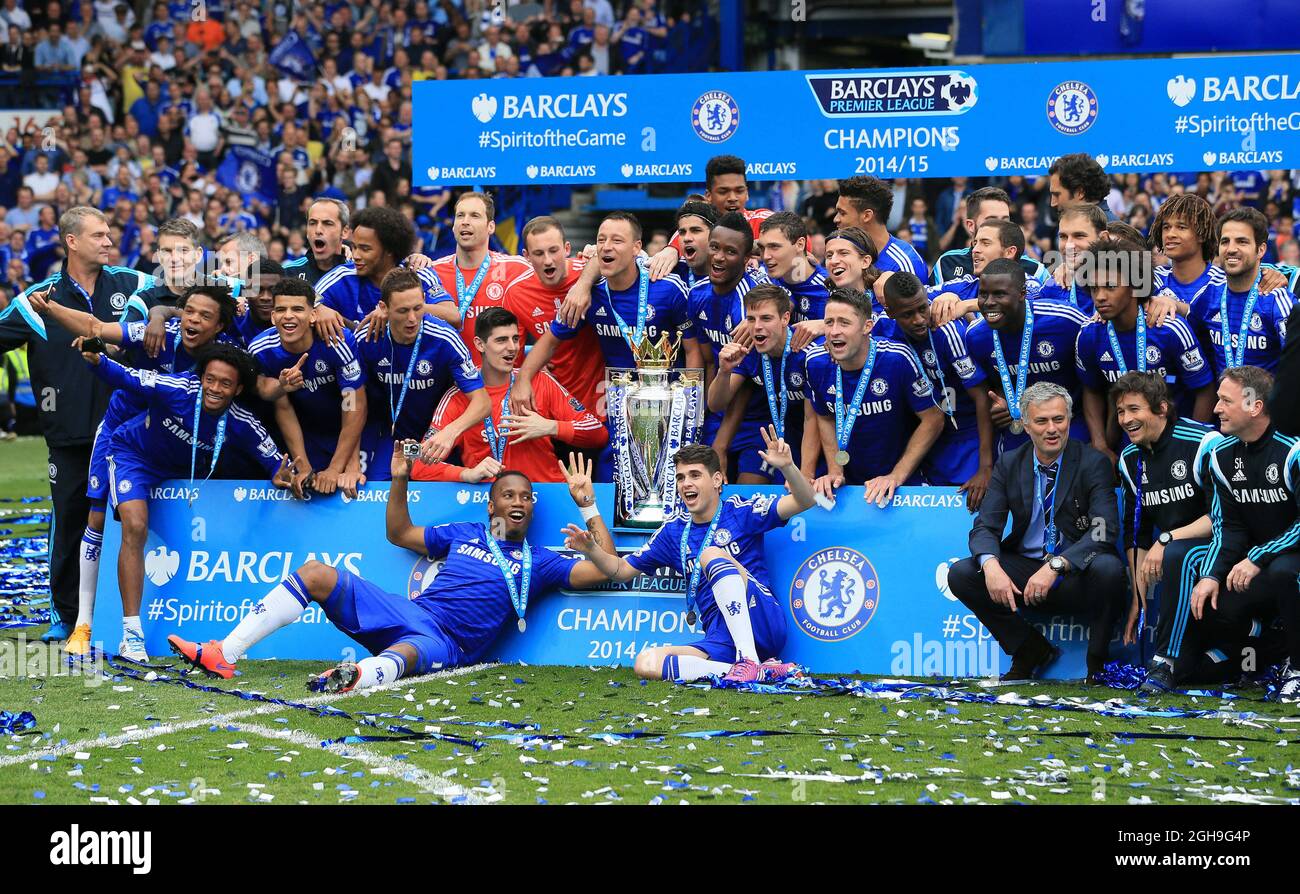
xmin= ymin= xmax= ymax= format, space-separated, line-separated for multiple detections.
xmin=834 ymin=449 xmax=851 ymax=467
xmin=517 ymin=617 xmax=527 ymax=633
xmin=1009 ymin=420 xmax=1024 ymax=435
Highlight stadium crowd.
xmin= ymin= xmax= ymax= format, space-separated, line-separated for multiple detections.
xmin=2 ymin=0 xmax=1300 ymax=699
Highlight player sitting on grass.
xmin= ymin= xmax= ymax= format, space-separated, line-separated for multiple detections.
xmin=580 ymin=431 xmax=816 ymax=683
xmin=168 ymin=448 xmax=620 ymax=692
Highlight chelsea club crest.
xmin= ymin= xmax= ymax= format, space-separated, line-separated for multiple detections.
xmin=407 ymin=556 xmax=446 ymax=600
xmin=789 ymin=547 xmax=879 ymax=641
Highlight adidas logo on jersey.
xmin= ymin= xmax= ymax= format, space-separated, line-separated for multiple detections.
xmin=378 ymin=357 xmax=390 ymax=366
xmin=532 ymin=306 xmax=544 ymax=316
xmin=595 ymin=307 xmax=607 ymax=317
xmin=1100 ymin=351 xmax=1113 ymax=362
xmin=1232 ymin=457 xmax=1247 ymax=482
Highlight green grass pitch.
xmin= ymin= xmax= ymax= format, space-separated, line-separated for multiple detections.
xmin=2 ymin=435 xmax=1297 ymax=805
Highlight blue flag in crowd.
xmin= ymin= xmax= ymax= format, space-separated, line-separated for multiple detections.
xmin=269 ymin=31 xmax=317 ymax=80
xmin=217 ymin=146 xmax=277 ymax=205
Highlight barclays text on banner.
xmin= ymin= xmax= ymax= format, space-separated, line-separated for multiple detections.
xmin=413 ymin=54 xmax=1300 ymax=185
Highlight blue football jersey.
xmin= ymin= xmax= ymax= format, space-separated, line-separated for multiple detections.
xmin=1037 ymin=279 xmax=1094 ymax=315
xmin=550 ymin=272 xmax=693 ymax=370
xmin=316 ymin=265 xmax=448 ymax=321
xmin=1075 ymin=316 xmax=1213 ymax=411
xmin=627 ymin=493 xmax=787 ymax=597
xmin=876 ymin=235 xmax=928 ymax=280
xmin=805 ymin=338 xmax=938 ymax=482
xmin=1153 ymin=262 xmax=1225 ymax=307
xmin=964 ymin=298 xmax=1090 ymax=451
xmin=95 ymin=361 xmax=282 ymax=478
xmin=249 ymin=327 xmax=368 ymax=442
xmin=418 ymin=522 xmax=578 ymax=663
xmin=769 ymin=264 xmax=831 ymax=324
xmin=354 ymin=315 xmax=483 ymax=440
xmin=1188 ymin=283 xmax=1294 ymax=374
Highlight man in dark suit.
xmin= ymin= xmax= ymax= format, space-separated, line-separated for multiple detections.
xmin=947 ymin=381 xmax=1127 ymax=682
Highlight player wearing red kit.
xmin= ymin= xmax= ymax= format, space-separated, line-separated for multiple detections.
xmin=412 ymin=307 xmax=607 ymax=484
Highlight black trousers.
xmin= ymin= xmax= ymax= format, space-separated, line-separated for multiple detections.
xmin=948 ymin=552 xmax=1128 ymax=664
xmin=1149 ymin=537 xmax=1215 ymax=676
xmin=1202 ymin=551 xmax=1300 ymax=670
xmin=46 ymin=443 xmax=92 ymax=628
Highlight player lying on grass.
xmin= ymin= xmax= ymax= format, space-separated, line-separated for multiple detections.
xmin=579 ymin=431 xmax=817 ymax=683
xmin=169 ymin=446 xmax=619 ymax=692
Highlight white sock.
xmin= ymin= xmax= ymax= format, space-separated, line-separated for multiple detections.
xmin=662 ymin=654 xmax=734 ymax=681
xmin=355 ymin=651 xmax=405 ymax=690
xmin=706 ymin=557 xmax=758 ymax=662
xmin=75 ymin=526 xmax=103 ymax=628
xmin=122 ymin=615 xmax=143 ymax=639
xmin=222 ymin=573 xmax=311 ymax=662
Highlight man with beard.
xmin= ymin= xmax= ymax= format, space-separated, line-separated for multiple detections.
xmin=502 ymin=216 xmax=605 ymax=419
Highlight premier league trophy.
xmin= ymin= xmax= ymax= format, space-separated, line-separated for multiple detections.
xmin=606 ymin=332 xmax=704 ymax=528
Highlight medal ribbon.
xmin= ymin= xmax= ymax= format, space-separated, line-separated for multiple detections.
xmin=993 ymin=301 xmax=1035 ymax=428
xmin=482 ymin=523 xmax=531 ymax=628
xmin=834 ymin=337 xmax=879 ymax=455
xmin=681 ymin=503 xmax=723 ymax=617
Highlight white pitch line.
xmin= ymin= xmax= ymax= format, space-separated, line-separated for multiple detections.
xmin=0 ymin=661 xmax=500 ymax=769
xmin=233 ymin=722 xmax=490 ymax=804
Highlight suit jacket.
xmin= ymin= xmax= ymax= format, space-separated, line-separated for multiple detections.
xmin=968 ymin=437 xmax=1119 ymax=571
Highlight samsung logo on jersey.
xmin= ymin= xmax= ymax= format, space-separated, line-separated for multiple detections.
xmin=1202 ymin=75 xmax=1300 ymax=103
xmin=456 ymin=541 xmax=523 ymax=573
xmin=1230 ymin=486 xmax=1290 ymax=504
xmin=502 ymin=93 xmax=628 ymax=119
xmin=378 ymin=372 xmax=440 ymax=389
xmin=1142 ymin=484 xmax=1197 ymax=506
xmin=807 ymin=71 xmax=977 ymax=117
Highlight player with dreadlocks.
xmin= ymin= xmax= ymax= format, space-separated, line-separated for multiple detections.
xmin=1146 ymin=194 xmax=1288 ymax=322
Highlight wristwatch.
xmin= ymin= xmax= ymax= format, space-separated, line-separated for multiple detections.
xmin=1048 ymin=555 xmax=1069 ymax=575
xmin=1158 ymin=531 xmax=1175 ymax=546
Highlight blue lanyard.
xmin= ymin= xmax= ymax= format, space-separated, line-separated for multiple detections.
xmin=1106 ymin=309 xmax=1147 ymax=375
xmin=189 ymin=388 xmax=227 ymax=502
xmin=1035 ymin=458 xmax=1062 ymax=555
xmin=834 ymin=337 xmax=879 ymax=452
xmin=606 ymin=262 xmax=651 ymax=346
xmin=1219 ymin=273 xmax=1261 ymax=369
xmin=65 ymin=273 xmax=95 ymax=312
xmin=388 ymin=323 xmax=423 ymax=432
xmin=1069 ymin=280 xmax=1078 ymax=310
xmin=680 ymin=503 xmax=722 ymax=616
xmin=482 ymin=524 xmax=531 ymax=625
xmin=760 ymin=329 xmax=792 ymax=437
xmin=993 ymin=301 xmax=1034 ymax=426
xmin=911 ymin=331 xmax=955 ymax=424
xmin=455 ymin=255 xmax=492 ymax=319
xmin=482 ymin=371 xmax=515 ymax=462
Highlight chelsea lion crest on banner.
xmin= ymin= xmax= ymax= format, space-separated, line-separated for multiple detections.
xmin=692 ymin=91 xmax=740 ymax=143
xmin=1046 ymin=81 xmax=1098 ymax=135
xmin=789 ymin=547 xmax=878 ymax=641
xmin=408 ymin=556 xmax=446 ymax=599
